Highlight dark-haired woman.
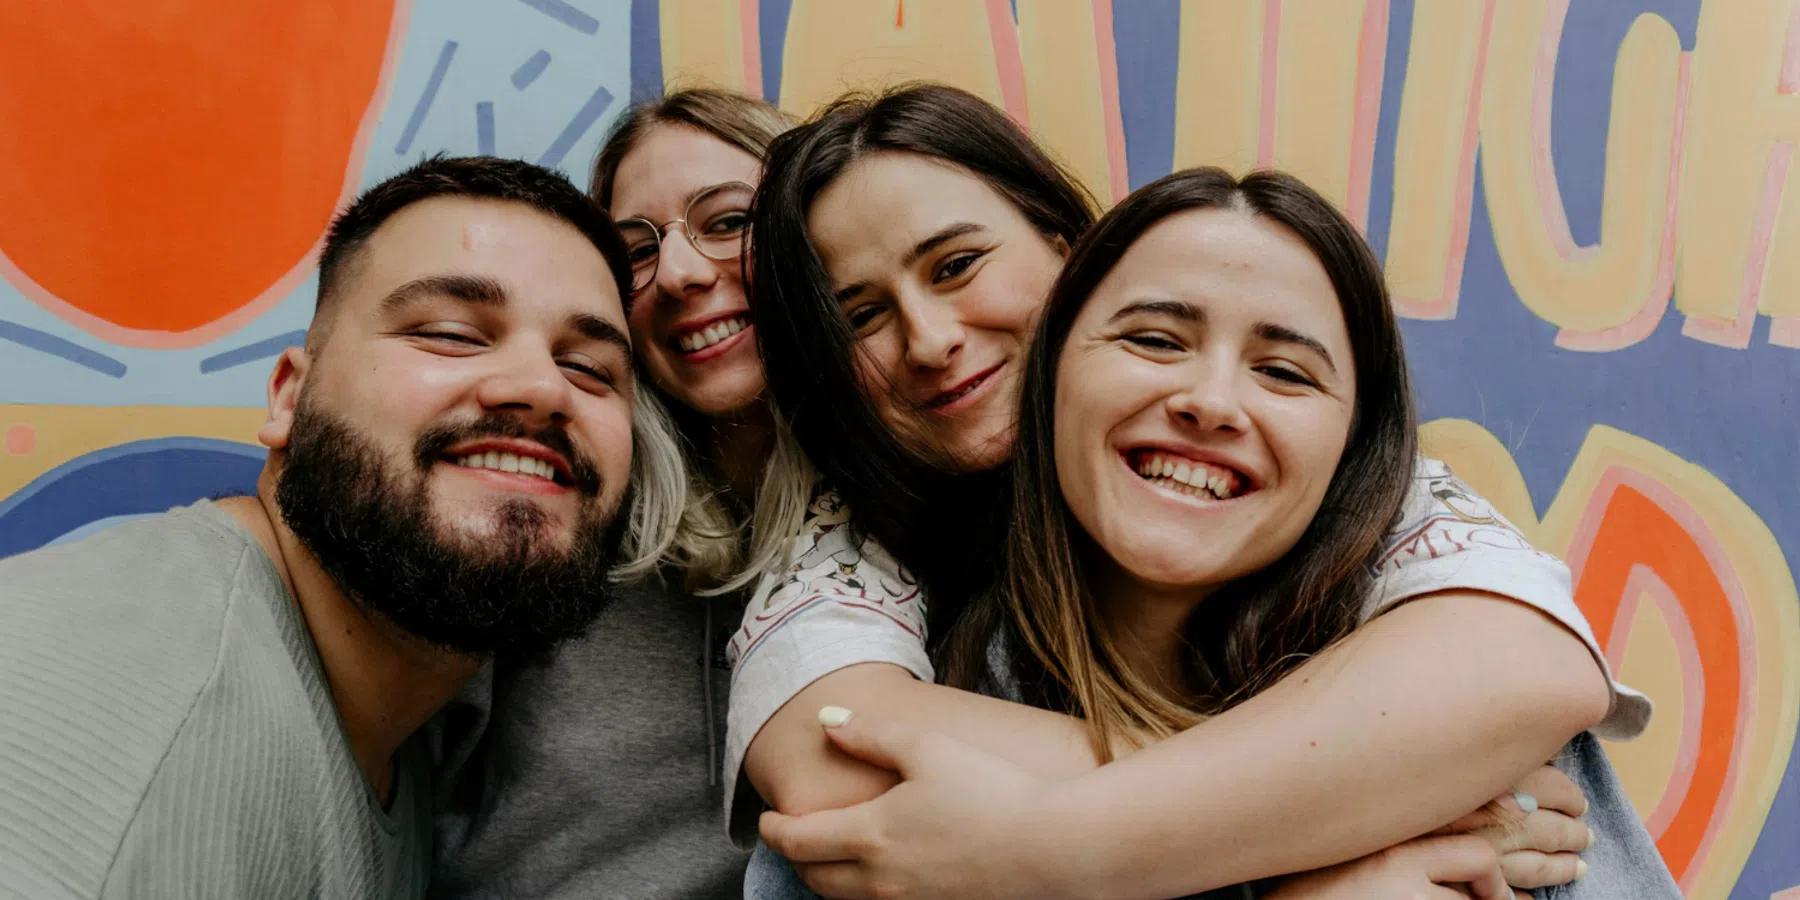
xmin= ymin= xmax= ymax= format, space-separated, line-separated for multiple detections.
xmin=728 ymin=87 xmax=1669 ymax=899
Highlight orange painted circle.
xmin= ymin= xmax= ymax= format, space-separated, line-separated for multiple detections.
xmin=0 ymin=1 xmax=397 ymax=335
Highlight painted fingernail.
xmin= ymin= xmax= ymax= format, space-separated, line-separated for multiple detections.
xmin=1575 ymin=858 xmax=1589 ymax=880
xmin=818 ymin=706 xmax=854 ymax=727
xmin=1512 ymin=791 xmax=1539 ymax=815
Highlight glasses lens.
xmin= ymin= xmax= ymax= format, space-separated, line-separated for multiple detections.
xmin=688 ymin=183 xmax=754 ymax=260
xmin=615 ymin=220 xmax=660 ymax=291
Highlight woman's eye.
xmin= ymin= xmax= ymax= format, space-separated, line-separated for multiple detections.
xmin=1122 ymin=333 xmax=1182 ymax=352
xmin=1258 ymin=365 xmax=1316 ymax=386
xmin=846 ymin=304 xmax=885 ymax=331
xmin=933 ymin=252 xmax=980 ymax=284
xmin=705 ymin=212 xmax=750 ymax=235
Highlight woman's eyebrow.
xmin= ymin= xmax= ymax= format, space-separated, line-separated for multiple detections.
xmin=1257 ymin=322 xmax=1336 ymax=373
xmin=1107 ymin=298 xmax=1204 ymax=324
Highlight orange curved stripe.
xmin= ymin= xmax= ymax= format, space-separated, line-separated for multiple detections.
xmin=1575 ymin=484 xmax=1739 ymax=881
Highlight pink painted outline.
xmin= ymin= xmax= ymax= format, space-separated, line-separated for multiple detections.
xmin=986 ymin=0 xmax=1029 ymax=126
xmin=1528 ymin=0 xmax=1597 ymax=264
xmin=740 ymin=0 xmax=763 ymax=99
xmin=0 ymin=0 xmax=413 ymax=352
xmin=1345 ymin=0 xmax=1389 ymax=228
xmin=1607 ymin=564 xmax=1705 ymax=837
xmin=1391 ymin=0 xmax=1493 ymax=321
xmin=1090 ymin=0 xmax=1129 ymax=203
xmin=1682 ymin=141 xmax=1791 ymax=349
xmin=1563 ymin=463 xmax=1759 ymax=888
xmin=1555 ymin=52 xmax=1688 ymax=352
xmin=1682 ymin=2 xmax=1800 ymax=349
xmin=1771 ymin=317 xmax=1800 ymax=347
xmin=1256 ymin=0 xmax=1281 ymax=167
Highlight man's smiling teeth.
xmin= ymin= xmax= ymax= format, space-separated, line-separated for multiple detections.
xmin=677 ymin=316 xmax=748 ymax=352
xmin=1134 ymin=452 xmax=1243 ymax=500
xmin=454 ymin=451 xmax=557 ymax=482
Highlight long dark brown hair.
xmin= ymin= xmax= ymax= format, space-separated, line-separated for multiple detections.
xmin=968 ymin=168 xmax=1418 ymax=755
xmin=747 ymin=83 xmax=1097 ymax=632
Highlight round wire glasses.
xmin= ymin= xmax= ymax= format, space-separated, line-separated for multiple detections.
xmin=614 ymin=181 xmax=754 ymax=293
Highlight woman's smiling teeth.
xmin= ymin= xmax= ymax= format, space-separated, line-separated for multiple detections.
xmin=454 ymin=451 xmax=558 ymax=482
xmin=1132 ymin=451 xmax=1246 ymax=500
xmin=676 ymin=316 xmax=748 ymax=353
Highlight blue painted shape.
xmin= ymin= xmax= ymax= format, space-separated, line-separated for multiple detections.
xmin=476 ymin=101 xmax=497 ymax=155
xmin=395 ymin=40 xmax=459 ymax=155
xmin=629 ymin=0 xmax=662 ymax=103
xmin=197 ymin=330 xmax=306 ymax=374
xmin=1548 ymin=2 xmax=1700 ymax=249
xmin=518 ymin=0 xmax=600 ymax=35
xmin=538 ymin=84 xmax=615 ymax=170
xmin=1112 ymin=0 xmax=1181 ymax=190
xmin=761 ymin=0 xmax=794 ymax=104
xmin=0 ymin=320 xmax=127 ymax=378
xmin=511 ymin=49 xmax=552 ymax=90
xmin=0 ymin=438 xmax=264 ymax=559
xmin=1363 ymin=0 xmax=1415 ymax=261
xmin=45 ymin=513 xmax=159 ymax=549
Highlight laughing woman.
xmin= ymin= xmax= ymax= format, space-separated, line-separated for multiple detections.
xmin=729 ymin=86 xmax=1676 ymax=899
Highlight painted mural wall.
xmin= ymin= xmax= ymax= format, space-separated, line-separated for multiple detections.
xmin=0 ymin=1 xmax=1794 ymax=896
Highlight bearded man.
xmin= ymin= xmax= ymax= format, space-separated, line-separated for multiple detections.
xmin=0 ymin=155 xmax=655 ymax=900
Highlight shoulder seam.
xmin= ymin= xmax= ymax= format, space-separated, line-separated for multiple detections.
xmin=96 ymin=539 xmax=256 ymax=891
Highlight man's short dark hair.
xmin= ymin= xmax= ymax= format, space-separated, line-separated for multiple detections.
xmin=314 ymin=155 xmax=633 ymax=338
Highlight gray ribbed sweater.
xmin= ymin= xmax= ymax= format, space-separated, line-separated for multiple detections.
xmin=0 ymin=502 xmax=429 ymax=899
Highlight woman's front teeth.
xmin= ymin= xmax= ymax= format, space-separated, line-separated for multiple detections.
xmin=457 ymin=452 xmax=557 ymax=482
xmin=678 ymin=316 xmax=748 ymax=352
xmin=1135 ymin=453 xmax=1236 ymax=499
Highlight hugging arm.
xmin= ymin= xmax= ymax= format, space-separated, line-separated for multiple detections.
xmin=753 ymin=589 xmax=1609 ymax=897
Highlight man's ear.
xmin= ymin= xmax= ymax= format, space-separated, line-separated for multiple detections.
xmin=258 ymin=346 xmax=312 ymax=450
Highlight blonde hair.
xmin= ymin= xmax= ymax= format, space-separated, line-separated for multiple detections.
xmin=595 ymin=87 xmax=814 ymax=595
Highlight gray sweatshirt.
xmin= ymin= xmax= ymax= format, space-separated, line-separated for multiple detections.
xmin=429 ymin=577 xmax=749 ymax=898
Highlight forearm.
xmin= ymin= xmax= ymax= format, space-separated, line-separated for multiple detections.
xmin=745 ymin=662 xmax=1104 ymax=815
xmin=1029 ymin=592 xmax=1612 ymax=898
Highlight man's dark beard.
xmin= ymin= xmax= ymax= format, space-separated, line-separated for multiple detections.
xmin=275 ymin=399 xmax=626 ymax=660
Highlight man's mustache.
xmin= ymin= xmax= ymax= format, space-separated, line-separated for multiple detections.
xmin=415 ymin=414 xmax=604 ymax=495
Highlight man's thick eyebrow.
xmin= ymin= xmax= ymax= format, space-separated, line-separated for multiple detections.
xmin=1257 ymin=322 xmax=1337 ymax=373
xmin=568 ymin=313 xmax=633 ymax=357
xmin=834 ymin=222 xmax=988 ymax=304
xmin=380 ymin=274 xmax=509 ymax=313
xmin=1108 ymin=298 xmax=1205 ymax=324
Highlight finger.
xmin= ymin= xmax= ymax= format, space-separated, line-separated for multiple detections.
xmin=1439 ymin=799 xmax=1523 ymax=843
xmin=1512 ymin=765 xmax=1586 ymax=816
xmin=759 ymin=807 xmax=870 ymax=864
xmin=1500 ymin=850 xmax=1588 ymax=889
xmin=1464 ymin=863 xmax=1513 ymax=900
xmin=1433 ymin=807 xmax=1500 ymax=836
xmin=796 ymin=861 xmax=875 ymax=900
xmin=815 ymin=707 xmax=930 ymax=778
xmin=1409 ymin=834 xmax=1502 ymax=885
xmin=1489 ymin=810 xmax=1595 ymax=854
